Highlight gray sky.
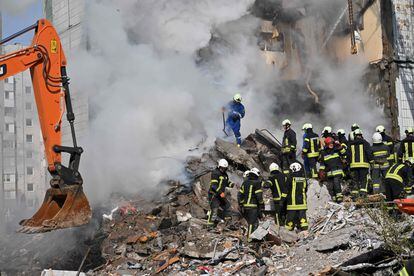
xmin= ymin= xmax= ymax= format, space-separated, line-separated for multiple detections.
xmin=2 ymin=0 xmax=43 ymax=45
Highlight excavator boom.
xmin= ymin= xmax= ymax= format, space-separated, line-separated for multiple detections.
xmin=0 ymin=19 xmax=91 ymax=233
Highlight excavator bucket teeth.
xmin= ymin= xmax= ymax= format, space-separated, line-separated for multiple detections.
xmin=18 ymin=186 xmax=91 ymax=234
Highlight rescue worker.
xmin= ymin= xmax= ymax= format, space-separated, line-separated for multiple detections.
xmin=285 ymin=162 xmax=308 ymax=231
xmin=383 ymin=158 xmax=414 ymax=209
xmin=302 ymin=123 xmax=310 ymax=175
xmin=398 ymin=127 xmax=414 ymax=162
xmin=238 ymin=169 xmax=264 ymax=241
xmin=370 ymin=132 xmax=390 ymax=194
xmin=281 ymin=119 xmax=297 ymax=174
xmin=321 ymin=126 xmax=335 ymax=139
xmin=224 ymin=93 xmax=245 ymax=146
xmin=319 ymin=137 xmax=344 ymax=202
xmin=302 ymin=123 xmax=321 ymax=178
xmin=376 ymin=125 xmax=395 ymax=166
xmin=347 ymin=129 xmax=373 ymax=198
xmin=207 ymin=159 xmax=235 ymax=226
xmin=348 ymin=123 xmax=360 ymax=141
xmin=263 ymin=163 xmax=287 ymax=226
xmin=337 ymin=129 xmax=350 ymax=179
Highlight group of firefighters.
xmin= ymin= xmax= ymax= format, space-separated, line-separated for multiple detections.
xmin=212 ymin=93 xmax=414 ymax=242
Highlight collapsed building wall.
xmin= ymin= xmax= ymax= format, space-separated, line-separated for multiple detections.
xmin=253 ymin=0 xmax=412 ymax=137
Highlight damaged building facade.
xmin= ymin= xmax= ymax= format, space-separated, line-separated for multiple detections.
xmin=254 ymin=0 xmax=414 ymax=138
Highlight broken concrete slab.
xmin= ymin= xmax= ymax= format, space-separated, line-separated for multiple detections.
xmin=215 ymin=138 xmax=261 ymax=169
xmin=314 ymin=234 xmax=350 ymax=252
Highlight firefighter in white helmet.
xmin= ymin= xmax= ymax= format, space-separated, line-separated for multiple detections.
xmin=263 ymin=163 xmax=287 ymax=225
xmin=370 ymin=132 xmax=390 ymax=194
xmin=285 ymin=162 xmax=308 ymax=231
xmin=238 ymin=168 xmax=264 ymax=241
xmin=207 ymin=159 xmax=235 ymax=226
xmin=376 ymin=125 xmax=395 ymax=166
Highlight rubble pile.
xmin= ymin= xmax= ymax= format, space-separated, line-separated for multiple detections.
xmin=1 ymin=130 xmax=414 ymax=275
xmin=88 ymin=131 xmax=413 ymax=275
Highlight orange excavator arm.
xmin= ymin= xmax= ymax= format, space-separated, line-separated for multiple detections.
xmin=0 ymin=19 xmax=91 ymax=233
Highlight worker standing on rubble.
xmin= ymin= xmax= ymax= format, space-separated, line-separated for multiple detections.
xmin=281 ymin=119 xmax=297 ymax=174
xmin=223 ymin=93 xmax=245 ymax=147
xmin=347 ymin=129 xmax=373 ymax=198
xmin=348 ymin=123 xmax=360 ymax=141
xmin=207 ymin=159 xmax=235 ymax=226
xmin=285 ymin=162 xmax=308 ymax=231
xmin=384 ymin=158 xmax=414 ymax=211
xmin=398 ymin=128 xmax=414 ymax=163
xmin=302 ymin=123 xmax=321 ymax=178
xmin=376 ymin=125 xmax=396 ymax=166
xmin=319 ymin=137 xmax=344 ymax=203
xmin=337 ymin=129 xmax=350 ymax=178
xmin=263 ymin=163 xmax=287 ymax=226
xmin=238 ymin=169 xmax=264 ymax=241
xmin=370 ymin=132 xmax=390 ymax=194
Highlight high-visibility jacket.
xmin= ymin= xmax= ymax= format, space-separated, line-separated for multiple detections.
xmin=282 ymin=128 xmax=297 ymax=154
xmin=264 ymin=171 xmax=287 ymax=201
xmin=371 ymin=143 xmax=390 ymax=169
xmin=385 ymin=163 xmax=412 ymax=185
xmin=319 ymin=148 xmax=344 ymax=177
xmin=381 ymin=133 xmax=395 ymax=163
xmin=399 ymin=135 xmax=414 ymax=161
xmin=209 ymin=168 xmax=234 ymax=195
xmin=337 ymin=135 xmax=348 ymax=157
xmin=238 ymin=176 xmax=263 ymax=208
xmin=286 ymin=169 xmax=307 ymax=210
xmin=348 ymin=138 xmax=373 ymax=169
xmin=302 ymin=131 xmax=321 ymax=158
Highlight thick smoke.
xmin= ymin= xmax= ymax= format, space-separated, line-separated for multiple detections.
xmin=69 ymin=0 xmax=384 ymax=204
xmin=71 ymin=0 xmax=258 ymax=203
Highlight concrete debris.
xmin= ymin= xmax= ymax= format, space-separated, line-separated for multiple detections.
xmin=1 ymin=133 xmax=413 ymax=275
xmin=41 ymin=270 xmax=86 ymax=276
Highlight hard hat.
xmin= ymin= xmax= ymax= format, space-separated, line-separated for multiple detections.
xmin=249 ymin=168 xmax=260 ymax=177
xmin=251 ymin=167 xmax=261 ymax=176
xmin=323 ymin=126 xmax=332 ymax=133
xmin=337 ymin=129 xmax=345 ymax=135
xmin=233 ymin=93 xmax=242 ymax=103
xmin=351 ymin=123 xmax=360 ymax=131
xmin=302 ymin=123 xmax=308 ymax=131
xmin=406 ymin=127 xmax=414 ymax=134
xmin=302 ymin=123 xmax=311 ymax=130
xmin=289 ymin=162 xmax=302 ymax=172
xmin=243 ymin=170 xmax=250 ymax=178
xmin=372 ymin=132 xmax=382 ymax=144
xmin=269 ymin=163 xmax=280 ymax=172
xmin=218 ymin=159 xmax=228 ymax=168
xmin=324 ymin=137 xmax=334 ymax=145
xmin=282 ymin=119 xmax=291 ymax=126
xmin=354 ymin=128 xmax=363 ymax=135
xmin=376 ymin=125 xmax=385 ymax=133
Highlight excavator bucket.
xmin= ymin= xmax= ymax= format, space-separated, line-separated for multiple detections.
xmin=18 ymin=186 xmax=91 ymax=234
xmin=394 ymin=198 xmax=414 ymax=216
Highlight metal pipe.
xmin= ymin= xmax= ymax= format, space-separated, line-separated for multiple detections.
xmin=0 ymin=22 xmax=38 ymax=46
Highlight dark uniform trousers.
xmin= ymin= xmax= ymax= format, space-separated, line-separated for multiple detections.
xmin=327 ymin=175 xmax=343 ymax=202
xmin=384 ymin=178 xmax=404 ymax=202
xmin=286 ymin=210 xmax=308 ymax=231
xmin=242 ymin=208 xmax=259 ymax=240
xmin=207 ymin=194 xmax=231 ymax=225
xmin=350 ymin=168 xmax=369 ymax=197
xmin=371 ymin=167 xmax=388 ymax=194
